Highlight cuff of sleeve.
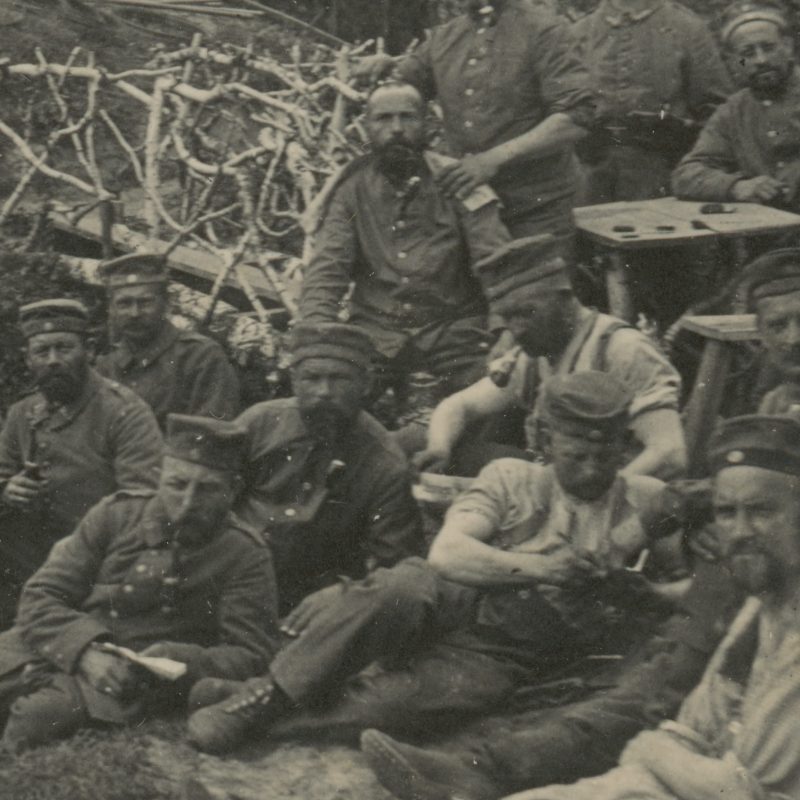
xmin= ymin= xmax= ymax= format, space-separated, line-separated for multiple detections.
xmin=42 ymin=619 xmax=111 ymax=674
xmin=724 ymin=174 xmax=748 ymax=200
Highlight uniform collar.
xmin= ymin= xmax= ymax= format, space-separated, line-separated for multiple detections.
xmin=27 ymin=367 xmax=102 ymax=430
xmin=467 ymin=0 xmax=507 ymax=26
xmin=111 ymin=319 xmax=178 ymax=371
xmin=603 ymin=0 xmax=662 ymax=25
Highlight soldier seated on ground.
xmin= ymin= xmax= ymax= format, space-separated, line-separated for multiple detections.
xmin=233 ymin=321 xmax=424 ymax=614
xmin=491 ymin=414 xmax=800 ymax=800
xmin=672 ymin=1 xmax=800 ymax=211
xmin=95 ymin=253 xmax=241 ymax=430
xmin=0 ymin=299 xmax=163 ymax=629
xmin=414 ymin=237 xmax=687 ymax=481
xmin=185 ymin=371 xmax=686 ymax=758
xmin=0 ymin=414 xmax=279 ymax=753
xmin=299 ymin=81 xmax=511 ymax=416
xmin=739 ymin=248 xmax=800 ymax=417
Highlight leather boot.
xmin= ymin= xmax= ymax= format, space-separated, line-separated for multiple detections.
xmin=187 ymin=676 xmax=283 ymax=755
xmin=188 ymin=678 xmax=247 ymax=713
xmin=360 ymin=729 xmax=500 ymax=800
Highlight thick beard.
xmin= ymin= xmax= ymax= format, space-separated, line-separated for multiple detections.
xmin=750 ymin=63 xmax=794 ymax=97
xmin=37 ymin=369 xmax=84 ymax=405
xmin=375 ymin=142 xmax=425 ymax=185
xmin=300 ymin=406 xmax=354 ymax=446
xmin=728 ymin=548 xmax=783 ymax=597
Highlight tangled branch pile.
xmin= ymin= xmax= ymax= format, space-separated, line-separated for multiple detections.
xmin=0 ymin=34 xmax=375 ymax=319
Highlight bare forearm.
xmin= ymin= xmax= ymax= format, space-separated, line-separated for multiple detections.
xmin=426 ymin=397 xmax=470 ymax=456
xmin=480 ymin=113 xmax=587 ymax=172
xmin=428 ymin=533 xmax=545 ymax=587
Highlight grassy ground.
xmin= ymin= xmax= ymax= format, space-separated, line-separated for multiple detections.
xmin=0 ymin=717 xmax=395 ymax=800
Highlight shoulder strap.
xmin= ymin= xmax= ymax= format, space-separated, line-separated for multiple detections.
xmin=590 ymin=317 xmax=634 ymax=373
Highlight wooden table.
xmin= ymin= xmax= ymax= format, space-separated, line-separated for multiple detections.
xmin=680 ymin=314 xmax=760 ymax=476
xmin=574 ymin=198 xmax=800 ymax=321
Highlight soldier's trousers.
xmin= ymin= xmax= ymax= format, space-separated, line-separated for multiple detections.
xmin=267 ymin=558 xmax=589 ymax=743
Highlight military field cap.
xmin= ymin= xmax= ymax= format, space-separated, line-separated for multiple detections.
xmin=709 ymin=414 xmax=800 ymax=475
xmin=290 ymin=321 xmax=375 ymax=371
xmin=740 ymin=248 xmax=800 ymax=309
xmin=474 ymin=235 xmax=572 ymax=312
xmin=541 ymin=370 xmax=632 ymax=442
xmin=165 ymin=414 xmax=247 ymax=473
xmin=720 ymin=0 xmax=789 ymax=43
xmin=19 ymin=298 xmax=88 ymax=338
xmin=99 ymin=252 xmax=168 ymax=289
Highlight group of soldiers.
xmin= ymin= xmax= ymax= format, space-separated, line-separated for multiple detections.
xmin=2 ymin=1 xmax=800 ymax=800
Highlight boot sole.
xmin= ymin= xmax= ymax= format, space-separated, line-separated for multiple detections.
xmin=360 ymin=729 xmax=453 ymax=800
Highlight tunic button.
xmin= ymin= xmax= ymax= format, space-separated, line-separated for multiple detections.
xmin=467 ymin=58 xmax=477 ymax=66
xmin=402 ymin=303 xmax=413 ymax=311
xmin=284 ymin=508 xmax=297 ymax=518
xmin=301 ymin=481 xmax=313 ymax=492
xmin=123 ymin=584 xmax=134 ymax=593
xmin=398 ymin=251 xmax=407 ymax=259
xmin=160 ymin=606 xmax=174 ymax=615
xmin=465 ymin=120 xmax=474 ymax=129
xmin=518 ymin=589 xmax=532 ymax=600
xmin=135 ymin=564 xmax=147 ymax=573
xmin=778 ymin=161 xmax=785 ymax=168
xmin=395 ymin=220 xmax=406 ymax=230
xmin=163 ymin=577 xmax=179 ymax=586
xmin=110 ymin=610 xmax=119 ymax=619
xmin=465 ymin=88 xmax=475 ymax=97
xmin=477 ymin=27 xmax=486 ymax=34
xmin=768 ymin=130 xmax=779 ymax=138
xmin=401 ymin=277 xmax=410 ymax=285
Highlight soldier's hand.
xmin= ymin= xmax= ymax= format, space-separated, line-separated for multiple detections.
xmin=350 ymin=53 xmax=396 ymax=85
xmin=688 ymin=524 xmax=722 ymax=563
xmin=435 ymin=154 xmax=500 ymax=200
xmin=280 ymin=582 xmax=346 ymax=638
xmin=731 ymin=175 xmax=788 ymax=203
xmin=77 ymin=645 xmax=136 ymax=698
xmin=535 ymin=547 xmax=601 ymax=587
xmin=2 ymin=466 xmax=45 ymax=509
xmin=412 ymin=447 xmax=451 ymax=475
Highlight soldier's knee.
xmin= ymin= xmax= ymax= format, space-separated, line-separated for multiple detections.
xmin=2 ymin=680 xmax=89 ymax=751
xmin=365 ymin=557 xmax=438 ymax=616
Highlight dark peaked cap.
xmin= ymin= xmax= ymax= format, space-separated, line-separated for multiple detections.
xmin=540 ymin=370 xmax=632 ymax=442
xmin=99 ymin=253 xmax=168 ymax=289
xmin=290 ymin=322 xmax=375 ymax=371
xmin=474 ymin=234 xmax=571 ymax=309
xmin=740 ymin=248 xmax=800 ymax=309
xmin=19 ymin=298 xmax=88 ymax=338
xmin=165 ymin=414 xmax=248 ymax=473
xmin=709 ymin=414 xmax=800 ymax=476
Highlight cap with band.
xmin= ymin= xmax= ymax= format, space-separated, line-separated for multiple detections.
xmin=290 ymin=322 xmax=375 ymax=371
xmin=720 ymin=1 xmax=789 ymax=43
xmin=165 ymin=414 xmax=247 ymax=473
xmin=739 ymin=247 xmax=800 ymax=309
xmin=708 ymin=414 xmax=800 ymax=476
xmin=474 ymin=234 xmax=572 ymax=313
xmin=19 ymin=299 xmax=88 ymax=338
xmin=540 ymin=370 xmax=632 ymax=442
xmin=99 ymin=253 xmax=168 ymax=289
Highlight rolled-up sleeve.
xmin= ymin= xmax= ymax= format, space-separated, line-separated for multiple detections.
xmin=605 ymin=329 xmax=681 ymax=419
xmin=532 ymin=16 xmax=595 ymax=127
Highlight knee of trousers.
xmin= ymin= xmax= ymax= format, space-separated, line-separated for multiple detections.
xmin=2 ymin=676 xmax=89 ymax=751
xmin=359 ymin=557 xmax=439 ymax=620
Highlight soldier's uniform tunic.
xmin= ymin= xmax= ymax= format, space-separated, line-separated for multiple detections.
xmin=96 ymin=320 xmax=240 ymax=430
xmin=235 ymin=398 xmax=424 ymax=612
xmin=0 ymin=491 xmax=279 ymax=749
xmin=0 ymin=369 xmax=163 ymax=587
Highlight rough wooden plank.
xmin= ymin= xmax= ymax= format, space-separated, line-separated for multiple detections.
xmin=681 ymin=314 xmax=759 ymax=342
xmin=50 ymin=206 xmax=283 ymax=308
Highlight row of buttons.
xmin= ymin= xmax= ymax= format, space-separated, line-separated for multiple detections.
xmin=463 ymin=27 xmax=489 ymax=130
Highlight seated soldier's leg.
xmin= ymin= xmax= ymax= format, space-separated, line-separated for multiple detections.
xmin=268 ymin=640 xmax=526 ymax=745
xmin=188 ymin=558 xmax=477 ymax=752
xmin=2 ymin=673 xmax=90 ymax=752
